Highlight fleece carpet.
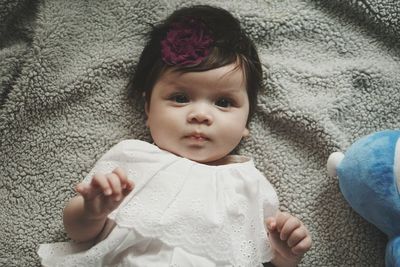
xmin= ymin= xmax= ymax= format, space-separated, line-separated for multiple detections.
xmin=1 ymin=0 xmax=399 ymax=266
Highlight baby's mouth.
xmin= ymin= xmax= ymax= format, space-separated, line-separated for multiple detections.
xmin=185 ymin=132 xmax=210 ymax=142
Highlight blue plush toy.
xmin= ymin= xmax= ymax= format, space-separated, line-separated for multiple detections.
xmin=327 ymin=130 xmax=400 ymax=267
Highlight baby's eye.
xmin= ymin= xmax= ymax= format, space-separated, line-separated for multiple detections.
xmin=170 ymin=93 xmax=189 ymax=103
xmin=215 ymin=98 xmax=233 ymax=108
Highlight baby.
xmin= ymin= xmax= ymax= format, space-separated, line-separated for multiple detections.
xmin=38 ymin=5 xmax=311 ymax=267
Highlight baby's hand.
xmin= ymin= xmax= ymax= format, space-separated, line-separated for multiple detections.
xmin=75 ymin=167 xmax=135 ymax=219
xmin=266 ymin=211 xmax=312 ymax=267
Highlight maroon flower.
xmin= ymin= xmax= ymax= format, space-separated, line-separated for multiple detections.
xmin=161 ymin=17 xmax=214 ymax=66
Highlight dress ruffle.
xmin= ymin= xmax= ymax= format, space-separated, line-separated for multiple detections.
xmin=38 ymin=140 xmax=279 ymax=266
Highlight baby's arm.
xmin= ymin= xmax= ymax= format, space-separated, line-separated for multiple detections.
xmin=63 ymin=167 xmax=134 ymax=242
xmin=266 ymin=211 xmax=312 ymax=267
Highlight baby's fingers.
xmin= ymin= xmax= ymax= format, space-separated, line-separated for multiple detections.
xmin=112 ymin=167 xmax=134 ymax=191
xmin=75 ymin=182 xmax=102 ymax=200
xmin=91 ymin=173 xmax=112 ymax=196
xmin=75 ymin=182 xmax=88 ymax=195
xmin=287 ymin=226 xmax=308 ymax=248
xmin=123 ymin=179 xmax=135 ymax=195
xmin=291 ymin=235 xmax=312 ymax=255
xmin=279 ymin=216 xmax=301 ymax=241
xmin=107 ymin=173 xmax=124 ymax=201
xmin=112 ymin=167 xmax=127 ymax=185
xmin=108 ymin=168 xmax=135 ymax=201
xmin=265 ymin=217 xmax=277 ymax=232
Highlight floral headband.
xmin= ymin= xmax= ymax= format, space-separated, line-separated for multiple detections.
xmin=161 ymin=17 xmax=214 ymax=66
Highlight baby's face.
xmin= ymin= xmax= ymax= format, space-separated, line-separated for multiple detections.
xmin=145 ymin=63 xmax=250 ymax=164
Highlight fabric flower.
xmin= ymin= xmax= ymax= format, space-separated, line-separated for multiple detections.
xmin=161 ymin=17 xmax=214 ymax=66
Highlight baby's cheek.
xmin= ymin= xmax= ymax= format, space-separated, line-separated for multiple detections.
xmin=220 ymin=126 xmax=245 ymax=148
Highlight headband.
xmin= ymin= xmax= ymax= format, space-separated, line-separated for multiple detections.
xmin=161 ymin=17 xmax=214 ymax=66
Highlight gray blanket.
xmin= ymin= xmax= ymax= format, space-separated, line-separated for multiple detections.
xmin=1 ymin=0 xmax=399 ymax=266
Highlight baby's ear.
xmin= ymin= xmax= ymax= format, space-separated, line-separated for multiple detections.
xmin=144 ymin=102 xmax=150 ymax=127
xmin=242 ymin=128 xmax=250 ymax=138
xmin=143 ymin=92 xmax=149 ymax=116
xmin=145 ymin=102 xmax=149 ymax=116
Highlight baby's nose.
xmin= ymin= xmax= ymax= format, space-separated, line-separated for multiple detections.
xmin=187 ymin=103 xmax=213 ymax=125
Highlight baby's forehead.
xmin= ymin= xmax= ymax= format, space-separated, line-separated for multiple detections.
xmin=162 ymin=63 xmax=245 ymax=83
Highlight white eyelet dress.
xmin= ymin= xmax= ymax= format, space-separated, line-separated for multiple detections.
xmin=38 ymin=140 xmax=279 ymax=267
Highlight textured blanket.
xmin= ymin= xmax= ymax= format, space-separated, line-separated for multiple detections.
xmin=1 ymin=0 xmax=399 ymax=266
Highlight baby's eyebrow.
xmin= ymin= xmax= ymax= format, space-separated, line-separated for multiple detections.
xmin=216 ymin=87 xmax=245 ymax=94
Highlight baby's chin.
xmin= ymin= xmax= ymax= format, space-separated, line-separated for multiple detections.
xmin=175 ymin=150 xmax=232 ymax=166
xmin=156 ymin=143 xmax=229 ymax=165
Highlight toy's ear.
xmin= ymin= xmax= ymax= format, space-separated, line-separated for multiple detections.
xmin=327 ymin=152 xmax=345 ymax=177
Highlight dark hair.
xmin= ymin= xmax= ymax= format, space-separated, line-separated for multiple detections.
xmin=129 ymin=5 xmax=263 ymax=123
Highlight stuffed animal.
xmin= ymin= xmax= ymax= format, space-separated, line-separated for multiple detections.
xmin=327 ymin=130 xmax=400 ymax=267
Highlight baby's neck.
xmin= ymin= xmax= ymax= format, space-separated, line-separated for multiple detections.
xmin=205 ymin=155 xmax=250 ymax=166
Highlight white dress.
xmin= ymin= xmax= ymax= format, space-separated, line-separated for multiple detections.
xmin=38 ymin=140 xmax=279 ymax=267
